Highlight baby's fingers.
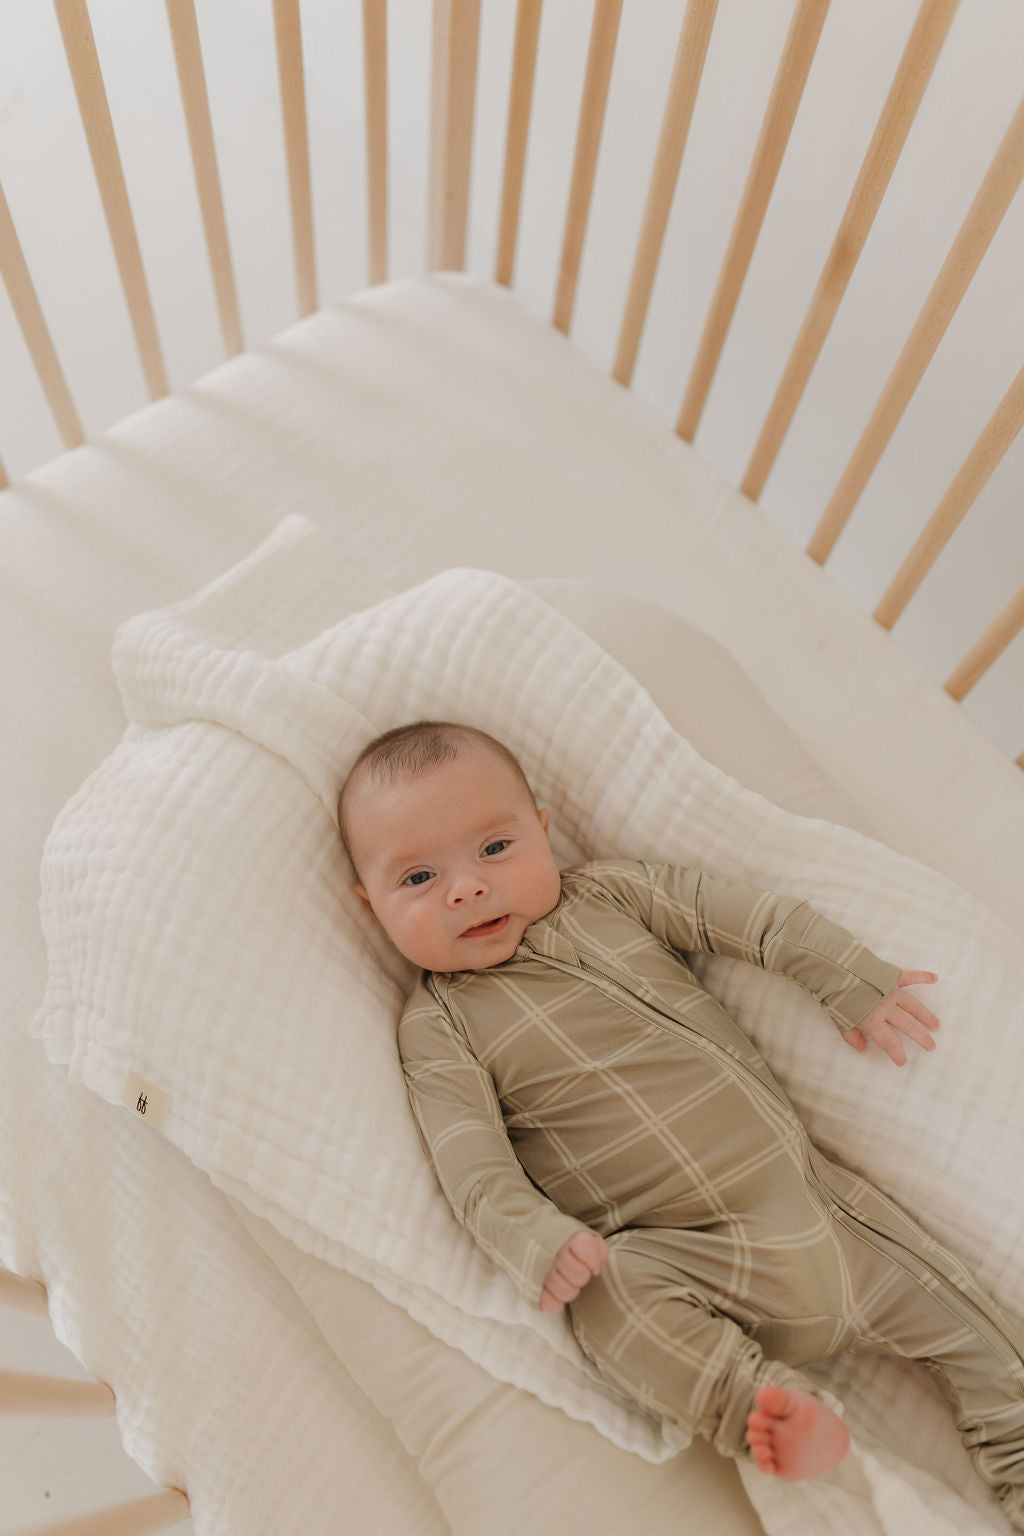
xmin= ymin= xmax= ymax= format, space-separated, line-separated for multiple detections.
xmin=540 ymin=1231 xmax=610 ymax=1310
xmin=890 ymin=1001 xmax=940 ymax=1057
xmin=897 ymin=970 xmax=939 ymax=988
xmin=554 ymin=1248 xmax=594 ymax=1288
xmin=877 ymin=1023 xmax=909 ymax=1067
xmin=898 ymin=993 xmax=941 ymax=1035
xmin=539 ymin=1283 xmax=569 ymax=1312
xmin=540 ymin=1268 xmax=579 ymax=1310
xmin=567 ymin=1229 xmax=610 ymax=1275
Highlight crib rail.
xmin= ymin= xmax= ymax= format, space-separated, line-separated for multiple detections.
xmin=272 ymin=0 xmax=317 ymax=318
xmin=12 ymin=1493 xmax=191 ymax=1536
xmin=611 ymin=0 xmax=716 ymax=388
xmin=363 ymin=0 xmax=388 ymax=285
xmin=675 ymin=0 xmax=830 ymax=444
xmin=0 ymin=0 xmax=1021 ymax=761
xmin=550 ymin=0 xmax=621 ymax=336
xmin=806 ymin=88 xmax=1024 ymax=567
xmin=0 ymin=183 xmax=85 ymax=454
xmin=166 ymin=0 xmax=244 ymax=358
xmin=2 ymin=1269 xmax=191 ymax=1536
xmin=739 ymin=0 xmax=957 ymax=502
xmin=52 ymin=0 xmax=168 ymax=403
xmin=429 ymin=0 xmax=481 ymax=273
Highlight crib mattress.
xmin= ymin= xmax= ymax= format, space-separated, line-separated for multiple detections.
xmin=3 ymin=273 xmax=1022 ymax=1536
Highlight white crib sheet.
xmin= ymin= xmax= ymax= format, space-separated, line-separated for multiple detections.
xmin=3 ymin=272 xmax=1023 ymax=1536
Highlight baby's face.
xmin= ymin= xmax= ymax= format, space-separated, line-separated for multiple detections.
xmin=349 ymin=745 xmax=562 ymax=972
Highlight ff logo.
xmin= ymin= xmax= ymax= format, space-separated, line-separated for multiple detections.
xmin=124 ymin=1075 xmax=169 ymax=1129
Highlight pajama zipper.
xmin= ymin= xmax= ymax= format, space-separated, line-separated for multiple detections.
xmin=563 ymin=952 xmax=1023 ymax=1360
xmin=567 ymin=950 xmax=794 ymax=1116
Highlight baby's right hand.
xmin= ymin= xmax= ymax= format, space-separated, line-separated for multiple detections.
xmin=539 ymin=1230 xmax=610 ymax=1312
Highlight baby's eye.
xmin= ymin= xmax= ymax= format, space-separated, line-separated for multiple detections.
xmin=483 ymin=841 xmax=508 ymax=857
xmin=403 ymin=870 xmax=432 ymax=887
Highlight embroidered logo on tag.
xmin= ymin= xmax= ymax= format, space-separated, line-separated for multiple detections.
xmin=123 ymin=1073 xmax=171 ymax=1131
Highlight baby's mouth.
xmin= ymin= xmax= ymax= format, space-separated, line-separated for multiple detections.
xmin=461 ymin=914 xmax=510 ymax=938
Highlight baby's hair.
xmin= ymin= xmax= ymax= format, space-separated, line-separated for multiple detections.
xmin=338 ymin=720 xmax=536 ymax=875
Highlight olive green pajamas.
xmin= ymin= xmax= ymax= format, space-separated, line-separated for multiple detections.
xmin=399 ymin=860 xmax=1024 ymax=1524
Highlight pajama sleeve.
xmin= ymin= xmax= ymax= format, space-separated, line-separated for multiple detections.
xmin=602 ymin=860 xmax=901 ymax=1032
xmin=398 ymin=976 xmax=592 ymax=1308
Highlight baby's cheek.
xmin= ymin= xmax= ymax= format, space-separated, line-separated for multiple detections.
xmin=399 ymin=904 xmax=447 ymax=959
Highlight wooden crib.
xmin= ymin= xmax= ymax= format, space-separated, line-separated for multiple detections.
xmin=1 ymin=1267 xmax=188 ymax=1534
xmin=1 ymin=0 xmax=1022 ymax=759
xmin=2 ymin=3 xmax=1022 ymax=1533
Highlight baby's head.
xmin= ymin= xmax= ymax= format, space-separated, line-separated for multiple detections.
xmin=339 ymin=721 xmax=561 ymax=973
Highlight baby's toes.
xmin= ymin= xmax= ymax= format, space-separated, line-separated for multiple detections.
xmin=748 ymin=1437 xmax=777 ymax=1474
xmin=746 ymin=1415 xmax=776 ymax=1473
xmin=754 ymin=1383 xmax=791 ymax=1416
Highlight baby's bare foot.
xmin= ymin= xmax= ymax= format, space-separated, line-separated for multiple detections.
xmin=746 ymin=1384 xmax=850 ymax=1481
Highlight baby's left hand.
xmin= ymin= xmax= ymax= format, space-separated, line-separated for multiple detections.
xmin=842 ymin=970 xmax=940 ymax=1066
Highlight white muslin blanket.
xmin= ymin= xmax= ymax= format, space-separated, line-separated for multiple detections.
xmin=32 ymin=515 xmax=1024 ymax=1530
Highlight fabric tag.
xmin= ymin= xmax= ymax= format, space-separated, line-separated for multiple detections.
xmin=123 ymin=1073 xmax=172 ymax=1131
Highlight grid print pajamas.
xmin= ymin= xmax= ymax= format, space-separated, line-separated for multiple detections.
xmin=399 ymin=860 xmax=1024 ymax=1523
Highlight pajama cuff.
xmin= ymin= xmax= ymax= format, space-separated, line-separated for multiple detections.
xmin=714 ymin=1354 xmax=825 ymax=1462
xmin=828 ymin=957 xmax=902 ymax=1033
xmin=464 ymin=1180 xmax=592 ymax=1310
xmin=519 ymin=1207 xmax=596 ymax=1310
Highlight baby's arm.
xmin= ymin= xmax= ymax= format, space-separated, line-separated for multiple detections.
xmin=399 ymin=981 xmax=592 ymax=1309
xmin=602 ymin=863 xmax=933 ymax=1052
xmin=539 ymin=1229 xmax=610 ymax=1312
xmin=840 ymin=969 xmax=940 ymax=1065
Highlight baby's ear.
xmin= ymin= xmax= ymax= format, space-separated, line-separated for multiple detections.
xmin=538 ymin=807 xmax=549 ymax=833
xmin=354 ymin=882 xmax=372 ymax=908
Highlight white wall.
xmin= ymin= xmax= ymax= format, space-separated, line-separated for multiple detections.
xmin=1 ymin=0 xmax=1022 ymax=758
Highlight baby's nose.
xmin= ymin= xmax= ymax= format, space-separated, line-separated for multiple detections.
xmin=447 ymin=872 xmax=489 ymax=905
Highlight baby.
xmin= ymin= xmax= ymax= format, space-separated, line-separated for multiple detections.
xmin=340 ymin=718 xmax=1024 ymax=1519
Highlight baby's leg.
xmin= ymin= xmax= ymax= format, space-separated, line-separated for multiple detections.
xmin=566 ymin=1231 xmax=830 ymax=1462
xmin=745 ymin=1383 xmax=849 ymax=1480
xmin=837 ymin=1182 xmax=1024 ymax=1530
xmin=860 ymin=1264 xmax=1024 ymax=1528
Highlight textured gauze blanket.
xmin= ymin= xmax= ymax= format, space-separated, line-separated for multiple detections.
xmin=31 ymin=515 xmax=1024 ymax=1534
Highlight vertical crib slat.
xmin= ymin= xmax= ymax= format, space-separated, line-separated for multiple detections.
xmin=429 ymin=0 xmax=481 ymax=273
xmin=494 ymin=0 xmax=542 ymax=288
xmin=675 ymin=0 xmax=830 ymax=441
xmin=12 ymin=1488 xmax=190 ymax=1536
xmin=807 ymin=91 xmax=1024 ymax=565
xmin=363 ymin=0 xmax=389 ymax=285
xmin=945 ymin=583 xmax=1024 ymax=702
xmin=0 ymin=181 xmax=85 ymax=457
xmin=875 ymin=361 xmax=1024 ymax=629
xmin=52 ymin=0 xmax=168 ymax=401
xmin=612 ymin=0 xmax=717 ymax=387
xmin=742 ymin=0 xmax=958 ymax=500
xmin=551 ymin=0 xmax=622 ymax=334
xmin=0 ymin=1269 xmax=49 ymax=1318
xmin=271 ymin=0 xmax=317 ymax=317
xmin=165 ymin=0 xmax=243 ymax=356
